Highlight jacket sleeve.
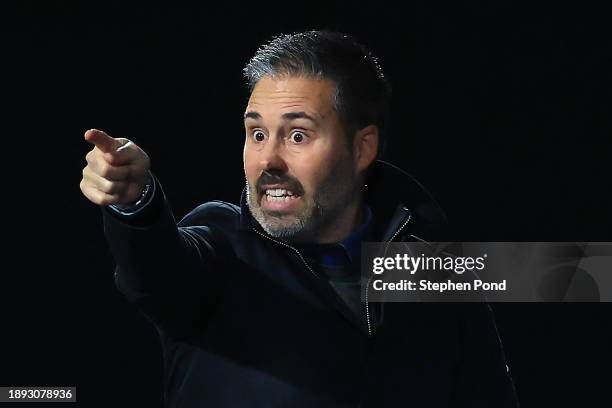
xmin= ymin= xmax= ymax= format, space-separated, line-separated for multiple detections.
xmin=101 ymin=173 xmax=229 ymax=338
xmin=451 ymin=303 xmax=520 ymax=407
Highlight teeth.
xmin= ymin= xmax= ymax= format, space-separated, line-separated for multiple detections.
xmin=266 ymin=195 xmax=296 ymax=202
xmin=265 ymin=188 xmax=295 ymax=197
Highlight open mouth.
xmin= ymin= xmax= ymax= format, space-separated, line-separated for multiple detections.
xmin=259 ymin=186 xmax=302 ymax=211
xmin=263 ymin=188 xmax=298 ymax=201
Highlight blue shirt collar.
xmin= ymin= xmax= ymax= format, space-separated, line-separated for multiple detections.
xmin=299 ymin=205 xmax=373 ymax=268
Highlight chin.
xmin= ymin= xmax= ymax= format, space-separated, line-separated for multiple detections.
xmin=260 ymin=214 xmax=307 ymax=238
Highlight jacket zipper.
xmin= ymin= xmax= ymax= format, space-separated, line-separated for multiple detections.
xmin=364 ymin=211 xmax=412 ymax=337
xmin=252 ymin=209 xmax=411 ymax=338
xmin=251 ymin=228 xmax=320 ymax=280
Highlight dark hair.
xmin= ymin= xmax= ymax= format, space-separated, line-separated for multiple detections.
xmin=243 ymin=30 xmax=392 ymax=160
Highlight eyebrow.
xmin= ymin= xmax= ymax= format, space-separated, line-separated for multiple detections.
xmin=244 ymin=111 xmax=262 ymax=120
xmin=243 ymin=111 xmax=319 ymax=125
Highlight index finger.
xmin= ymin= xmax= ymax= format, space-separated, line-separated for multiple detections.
xmin=84 ymin=129 xmax=123 ymax=154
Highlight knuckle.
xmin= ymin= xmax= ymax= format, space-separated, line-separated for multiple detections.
xmin=106 ymin=155 xmax=122 ymax=167
xmin=98 ymin=162 xmax=111 ymax=178
xmin=100 ymin=179 xmax=114 ymax=193
xmin=81 ymin=185 xmax=99 ymax=205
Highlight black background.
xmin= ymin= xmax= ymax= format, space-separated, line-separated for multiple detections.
xmin=4 ymin=1 xmax=611 ymax=407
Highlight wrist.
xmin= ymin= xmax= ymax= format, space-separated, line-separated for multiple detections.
xmin=111 ymin=172 xmax=154 ymax=212
xmin=117 ymin=184 xmax=150 ymax=209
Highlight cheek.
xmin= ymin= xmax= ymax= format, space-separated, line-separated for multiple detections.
xmin=291 ymin=155 xmax=330 ymax=193
xmin=243 ymin=149 xmax=257 ymax=180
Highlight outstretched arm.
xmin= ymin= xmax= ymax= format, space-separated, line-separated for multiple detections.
xmin=81 ymin=129 xmax=226 ymax=338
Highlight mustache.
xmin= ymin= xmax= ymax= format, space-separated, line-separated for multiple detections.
xmin=256 ymin=170 xmax=303 ymax=195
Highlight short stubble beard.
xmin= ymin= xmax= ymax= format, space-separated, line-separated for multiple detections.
xmin=245 ymin=155 xmax=361 ymax=244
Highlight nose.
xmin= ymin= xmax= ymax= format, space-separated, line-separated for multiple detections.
xmin=259 ymin=138 xmax=288 ymax=173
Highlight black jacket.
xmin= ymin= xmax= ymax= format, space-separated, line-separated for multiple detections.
xmin=102 ymin=160 xmax=519 ymax=407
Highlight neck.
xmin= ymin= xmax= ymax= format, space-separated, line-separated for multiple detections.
xmin=312 ymin=198 xmax=365 ymax=244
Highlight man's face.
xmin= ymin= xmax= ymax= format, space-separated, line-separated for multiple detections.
xmin=243 ymin=75 xmax=360 ymax=243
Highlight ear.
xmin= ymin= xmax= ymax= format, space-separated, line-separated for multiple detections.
xmin=352 ymin=125 xmax=379 ymax=174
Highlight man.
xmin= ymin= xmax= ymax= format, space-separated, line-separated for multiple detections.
xmin=81 ymin=31 xmax=518 ymax=407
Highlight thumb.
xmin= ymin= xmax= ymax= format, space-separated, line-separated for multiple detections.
xmin=84 ymin=129 xmax=123 ymax=154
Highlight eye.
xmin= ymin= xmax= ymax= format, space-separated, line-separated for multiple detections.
xmin=252 ymin=130 xmax=266 ymax=142
xmin=290 ymin=131 xmax=307 ymax=144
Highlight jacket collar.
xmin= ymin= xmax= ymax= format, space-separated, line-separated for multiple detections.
xmin=239 ymin=160 xmax=447 ymax=243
